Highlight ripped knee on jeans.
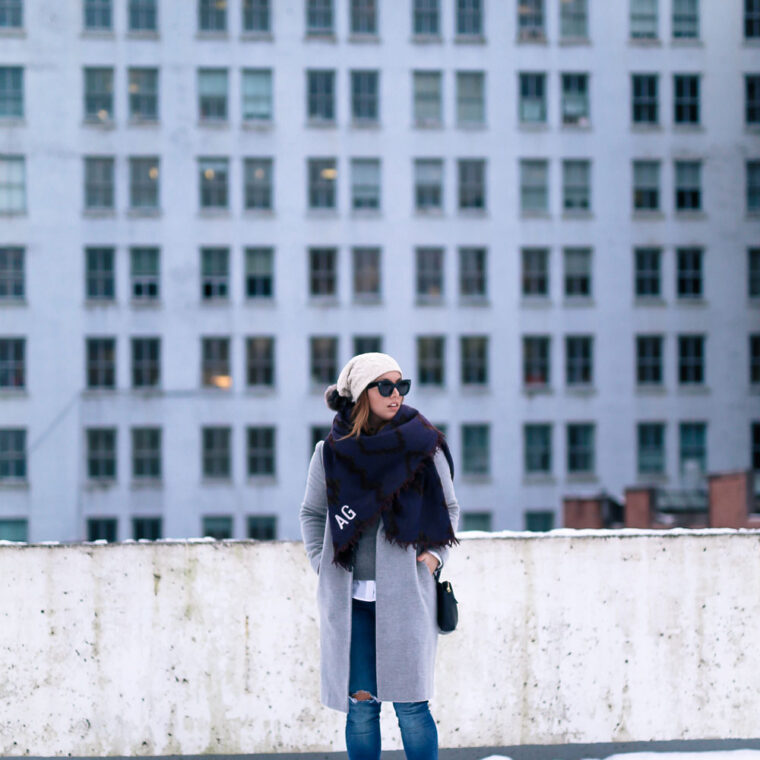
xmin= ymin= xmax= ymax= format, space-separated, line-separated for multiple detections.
xmin=349 ymin=689 xmax=378 ymax=703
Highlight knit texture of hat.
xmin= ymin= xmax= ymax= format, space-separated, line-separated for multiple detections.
xmin=324 ymin=352 xmax=402 ymax=410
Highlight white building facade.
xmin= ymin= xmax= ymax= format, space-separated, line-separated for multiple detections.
xmin=1 ymin=0 xmax=759 ymax=543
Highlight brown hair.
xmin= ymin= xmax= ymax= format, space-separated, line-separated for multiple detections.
xmin=335 ymin=390 xmax=390 ymax=441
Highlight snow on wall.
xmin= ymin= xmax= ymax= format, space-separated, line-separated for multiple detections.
xmin=1 ymin=530 xmax=759 ymax=755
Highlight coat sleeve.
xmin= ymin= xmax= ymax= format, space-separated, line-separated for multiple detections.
xmin=430 ymin=447 xmax=461 ymax=571
xmin=299 ymin=440 xmax=328 ymax=575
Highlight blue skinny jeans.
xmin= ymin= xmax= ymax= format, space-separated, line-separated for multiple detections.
xmin=346 ymin=597 xmax=438 ymax=760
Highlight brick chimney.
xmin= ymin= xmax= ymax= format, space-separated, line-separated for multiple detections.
xmin=624 ymin=487 xmax=655 ymax=528
xmin=708 ymin=470 xmax=756 ymax=528
xmin=563 ymin=496 xmax=603 ymax=529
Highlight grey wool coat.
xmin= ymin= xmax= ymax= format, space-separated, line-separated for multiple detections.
xmin=299 ymin=439 xmax=460 ymax=713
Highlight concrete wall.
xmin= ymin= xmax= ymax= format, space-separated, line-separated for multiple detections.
xmin=2 ymin=530 xmax=760 ymax=756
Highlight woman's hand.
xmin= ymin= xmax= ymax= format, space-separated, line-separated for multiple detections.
xmin=417 ymin=551 xmax=440 ymax=575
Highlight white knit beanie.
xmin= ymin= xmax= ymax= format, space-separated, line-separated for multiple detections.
xmin=324 ymin=352 xmax=402 ymax=409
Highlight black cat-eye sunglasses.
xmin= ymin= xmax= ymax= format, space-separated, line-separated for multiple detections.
xmin=366 ymin=378 xmax=412 ymax=397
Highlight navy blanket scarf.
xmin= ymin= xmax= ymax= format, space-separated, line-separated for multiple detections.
xmin=322 ymin=403 xmax=459 ymax=571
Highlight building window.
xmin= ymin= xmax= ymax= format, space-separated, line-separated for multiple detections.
xmin=674 ymin=74 xmax=699 ymax=124
xmin=456 ymin=71 xmax=485 ymax=125
xmin=88 ymin=518 xmax=117 ymax=541
xmin=672 ymin=0 xmax=698 ymax=38
xmin=86 ymin=337 xmax=116 ymax=389
xmin=462 ymin=424 xmax=489 ymax=475
xmin=353 ymin=336 xmax=382 ymax=354
xmin=633 ymin=160 xmax=660 ymax=211
xmin=129 ymin=157 xmax=159 ymax=210
xmin=198 ymin=68 xmax=228 ymax=122
xmin=523 ymin=336 xmax=550 ymax=387
xmin=525 ymin=511 xmax=554 ymax=531
xmin=458 ymin=159 xmax=485 ymax=210
xmin=0 ymin=519 xmax=28 ymax=541
xmin=131 ymin=337 xmax=160 ymax=388
xmin=351 ymin=158 xmax=380 ymax=210
xmin=247 ymin=426 xmax=275 ymax=475
xmin=753 ymin=422 xmax=760 ymax=470
xmin=246 ymin=336 xmax=274 ymax=387
xmin=243 ymin=0 xmax=270 ymax=31
xmin=0 ymin=338 xmax=24 ymax=389
xmin=560 ymin=0 xmax=588 ymax=38
xmin=202 ymin=516 xmax=233 ymax=539
xmin=84 ymin=67 xmax=113 ymax=123
xmin=518 ymin=72 xmax=546 ymax=124
xmin=679 ymin=421 xmax=706 ymax=477
xmin=678 ymin=334 xmax=705 ymax=385
xmin=414 ymin=158 xmax=443 ymax=210
xmin=675 ymin=160 xmax=701 ymax=211
xmin=750 ymin=334 xmax=760 ymax=385
xmin=521 ymin=247 xmax=548 ymax=296
xmin=309 ymin=247 xmax=337 ymax=297
xmin=456 ymin=0 xmax=482 ymax=35
xmin=201 ymin=247 xmax=229 ymax=300
xmin=747 ymin=75 xmax=760 ymax=125
xmin=129 ymin=0 xmax=157 ymax=31
xmin=308 ymin=158 xmax=337 ymax=209
xmin=306 ymin=0 xmax=333 ymax=33
xmin=518 ymin=0 xmax=545 ymax=40
xmin=84 ymin=0 xmax=112 ymax=30
xmin=202 ymin=427 xmax=231 ymax=478
xmin=561 ymin=73 xmax=589 ymax=126
xmin=461 ymin=512 xmax=492 ymax=531
xmin=130 ymin=247 xmax=159 ymax=300
xmin=244 ymin=157 xmax=273 ymax=210
xmin=413 ymin=0 xmax=439 ymax=34
xmin=636 ymin=335 xmax=663 ymax=385
xmin=415 ymin=247 xmax=443 ymax=302
xmin=0 ymin=155 xmax=25 ymax=214
xmin=638 ymin=422 xmax=665 ymax=474
xmin=0 ymin=429 xmax=25 ymax=480
xmin=198 ymin=157 xmax=228 ymax=209
xmin=133 ymin=517 xmax=162 ymax=540
xmin=245 ymin=247 xmax=274 ymax=298
xmin=565 ymin=335 xmax=593 ymax=386
xmin=0 ymin=0 xmax=23 ymax=27
xmin=562 ymin=159 xmax=591 ymax=211
xmin=634 ymin=247 xmax=661 ymax=297
xmin=564 ymin=247 xmax=592 ymax=297
xmin=630 ymin=0 xmax=657 ymax=38
xmin=242 ymin=69 xmax=272 ymax=122
xmin=520 ymin=159 xmax=548 ymax=213
xmin=0 ymin=247 xmax=24 ymax=299
xmin=459 ymin=247 xmax=487 ymax=299
xmin=749 ymin=248 xmax=760 ymax=299
xmin=417 ymin=336 xmax=445 ymax=386
xmin=351 ymin=70 xmax=379 ymax=123
xmin=632 ymin=74 xmax=658 ymax=124
xmin=311 ymin=425 xmax=331 ymax=452
xmin=247 ymin=515 xmax=277 ymax=540
xmin=567 ymin=423 xmax=594 ymax=474
xmin=524 ymin=424 xmax=551 ymax=474
xmin=87 ymin=428 xmax=116 ymax=479
xmin=676 ymin=247 xmax=703 ymax=299
xmin=413 ymin=71 xmax=442 ymax=126
xmin=350 ymin=0 xmax=377 ymax=33
xmin=746 ymin=0 xmax=760 ymax=38
xmin=132 ymin=427 xmax=161 ymax=479
xmin=353 ymin=247 xmax=381 ymax=300
xmin=748 ymin=160 xmax=760 ymax=212
xmin=306 ymin=70 xmax=335 ymax=122
xmin=201 ymin=337 xmax=231 ymax=389
xmin=310 ymin=336 xmax=338 ymax=384
xmin=461 ymin=336 xmax=488 ymax=385
xmin=84 ymin=157 xmax=114 ymax=210
xmin=0 ymin=66 xmax=23 ymax=118
xmin=85 ymin=247 xmax=115 ymax=300
xmin=199 ymin=0 xmax=226 ymax=31
xmin=128 ymin=68 xmax=158 ymax=121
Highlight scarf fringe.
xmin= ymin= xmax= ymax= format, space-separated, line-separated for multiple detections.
xmin=331 ymin=433 xmax=459 ymax=571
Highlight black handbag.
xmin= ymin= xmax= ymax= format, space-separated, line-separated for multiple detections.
xmin=433 ymin=566 xmax=458 ymax=633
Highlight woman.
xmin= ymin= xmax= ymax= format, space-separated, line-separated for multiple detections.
xmin=299 ymin=352 xmax=460 ymax=760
